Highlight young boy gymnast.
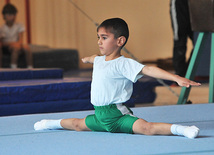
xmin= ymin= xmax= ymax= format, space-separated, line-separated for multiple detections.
xmin=34 ymin=18 xmax=200 ymax=139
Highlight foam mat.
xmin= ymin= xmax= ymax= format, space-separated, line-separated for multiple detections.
xmin=0 ymin=104 xmax=213 ymax=155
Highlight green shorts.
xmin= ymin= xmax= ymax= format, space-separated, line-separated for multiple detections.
xmin=85 ymin=104 xmax=139 ymax=134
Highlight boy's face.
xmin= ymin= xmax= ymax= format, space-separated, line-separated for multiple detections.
xmin=97 ymin=27 xmax=120 ymax=56
xmin=3 ymin=14 xmax=16 ymax=24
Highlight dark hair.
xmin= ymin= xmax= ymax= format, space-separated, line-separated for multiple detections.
xmin=97 ymin=18 xmax=129 ymax=47
xmin=2 ymin=3 xmax=18 ymax=15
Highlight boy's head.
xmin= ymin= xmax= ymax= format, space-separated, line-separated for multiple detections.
xmin=2 ymin=3 xmax=17 ymax=24
xmin=2 ymin=3 xmax=17 ymax=15
xmin=97 ymin=18 xmax=129 ymax=48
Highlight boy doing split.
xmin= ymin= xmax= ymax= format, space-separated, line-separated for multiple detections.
xmin=34 ymin=18 xmax=200 ymax=139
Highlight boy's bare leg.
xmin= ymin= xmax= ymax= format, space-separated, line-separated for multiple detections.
xmin=34 ymin=117 xmax=91 ymax=132
xmin=23 ymin=44 xmax=33 ymax=68
xmin=133 ymin=118 xmax=199 ymax=139
xmin=132 ymin=119 xmax=171 ymax=135
xmin=10 ymin=47 xmax=20 ymax=68
xmin=61 ymin=118 xmax=91 ymax=131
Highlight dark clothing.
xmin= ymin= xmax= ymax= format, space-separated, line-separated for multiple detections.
xmin=170 ymin=0 xmax=193 ymax=77
xmin=2 ymin=46 xmax=11 ymax=55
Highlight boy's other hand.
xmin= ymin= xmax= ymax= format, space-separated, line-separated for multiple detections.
xmin=82 ymin=57 xmax=89 ymax=63
xmin=82 ymin=54 xmax=98 ymax=64
xmin=176 ymin=75 xmax=201 ymax=88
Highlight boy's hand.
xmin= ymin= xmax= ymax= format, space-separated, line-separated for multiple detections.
xmin=82 ymin=57 xmax=90 ymax=63
xmin=82 ymin=54 xmax=98 ymax=64
xmin=176 ymin=75 xmax=201 ymax=88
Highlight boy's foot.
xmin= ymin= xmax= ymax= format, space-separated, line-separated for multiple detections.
xmin=34 ymin=119 xmax=63 ymax=130
xmin=34 ymin=120 xmax=49 ymax=130
xmin=183 ymin=126 xmax=200 ymax=139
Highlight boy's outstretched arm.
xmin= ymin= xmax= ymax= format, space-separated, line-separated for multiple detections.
xmin=141 ymin=66 xmax=201 ymax=87
xmin=82 ymin=54 xmax=98 ymax=64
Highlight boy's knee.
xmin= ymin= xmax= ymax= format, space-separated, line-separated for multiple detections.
xmin=141 ymin=122 xmax=156 ymax=135
xmin=72 ymin=118 xmax=85 ymax=131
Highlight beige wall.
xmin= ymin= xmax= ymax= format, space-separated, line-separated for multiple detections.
xmin=0 ymin=0 xmax=193 ymax=68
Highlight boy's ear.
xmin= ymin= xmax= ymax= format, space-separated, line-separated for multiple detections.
xmin=117 ymin=36 xmax=126 ymax=47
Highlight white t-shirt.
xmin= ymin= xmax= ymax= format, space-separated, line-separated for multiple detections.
xmin=91 ymin=55 xmax=145 ymax=106
xmin=0 ymin=23 xmax=25 ymax=43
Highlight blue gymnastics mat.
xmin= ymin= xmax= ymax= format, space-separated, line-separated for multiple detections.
xmin=0 ymin=103 xmax=214 ymax=155
xmin=0 ymin=78 xmax=93 ymax=116
xmin=0 ymin=68 xmax=63 ymax=81
xmin=0 ymin=75 xmax=168 ymax=116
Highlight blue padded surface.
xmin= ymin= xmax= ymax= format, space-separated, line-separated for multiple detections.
xmin=0 ymin=68 xmax=63 ymax=81
xmin=0 ymin=75 xmax=170 ymax=105
xmin=0 ymin=76 xmax=168 ymax=116
xmin=0 ymin=104 xmax=214 ymax=155
xmin=0 ymin=98 xmax=136 ymax=117
xmin=0 ymin=99 xmax=94 ymax=116
xmin=0 ymin=78 xmax=92 ymax=105
xmin=133 ymin=77 xmax=172 ymax=103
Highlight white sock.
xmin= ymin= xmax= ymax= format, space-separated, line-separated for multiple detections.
xmin=171 ymin=124 xmax=200 ymax=139
xmin=183 ymin=126 xmax=200 ymax=139
xmin=34 ymin=119 xmax=63 ymax=130
xmin=11 ymin=64 xmax=17 ymax=69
